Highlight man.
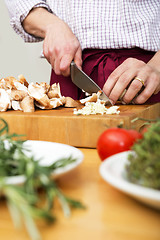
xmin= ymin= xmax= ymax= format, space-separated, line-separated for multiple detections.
xmin=5 ymin=1 xmax=160 ymax=104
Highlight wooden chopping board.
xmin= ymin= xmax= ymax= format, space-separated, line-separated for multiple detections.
xmin=0 ymin=103 xmax=159 ymax=148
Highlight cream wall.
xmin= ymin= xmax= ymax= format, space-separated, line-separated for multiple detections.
xmin=0 ymin=0 xmax=50 ymax=84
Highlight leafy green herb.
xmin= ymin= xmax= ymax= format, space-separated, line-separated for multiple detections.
xmin=126 ymin=119 xmax=160 ymax=190
xmin=0 ymin=118 xmax=85 ymax=240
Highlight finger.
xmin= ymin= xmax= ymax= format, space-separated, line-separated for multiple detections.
xmin=103 ymin=58 xmax=144 ymax=97
xmin=43 ymin=39 xmax=58 ymax=73
xmin=122 ymin=76 xmax=146 ymax=103
xmin=132 ymin=68 xmax=160 ymax=103
xmin=43 ymin=40 xmax=51 ymax=64
xmin=103 ymin=63 xmax=127 ymax=96
xmin=103 ymin=58 xmax=135 ymax=96
xmin=54 ymin=57 xmax=61 ymax=75
xmin=74 ymin=47 xmax=82 ymax=70
xmin=60 ymin=44 xmax=82 ymax=76
xmin=108 ymin=69 xmax=139 ymax=104
xmin=53 ymin=45 xmax=63 ymax=75
xmin=133 ymin=77 xmax=157 ymax=104
xmin=60 ymin=53 xmax=73 ymax=76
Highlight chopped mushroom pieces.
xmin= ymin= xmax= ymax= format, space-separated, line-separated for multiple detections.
xmin=28 ymin=82 xmax=47 ymax=99
xmin=47 ymin=83 xmax=62 ymax=98
xmin=0 ymin=89 xmax=11 ymax=111
xmin=80 ymin=93 xmax=98 ymax=104
xmin=12 ymin=100 xmax=22 ymax=111
xmin=75 ymin=91 xmax=120 ymax=115
xmin=80 ymin=91 xmax=107 ymax=105
xmin=0 ymin=75 xmax=80 ymax=112
xmin=10 ymin=90 xmax=28 ymax=101
xmin=35 ymin=95 xmax=53 ymax=109
xmin=65 ymin=97 xmax=80 ymax=108
xmin=74 ymin=102 xmax=120 ymax=115
xmin=20 ymin=96 xmax=35 ymax=112
xmin=0 ymin=75 xmax=120 ymax=115
xmin=50 ymin=97 xmax=66 ymax=108
xmin=18 ymin=74 xmax=29 ymax=87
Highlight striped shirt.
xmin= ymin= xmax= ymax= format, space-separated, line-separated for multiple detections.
xmin=5 ymin=0 xmax=160 ymax=52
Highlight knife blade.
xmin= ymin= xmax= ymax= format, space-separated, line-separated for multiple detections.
xmin=70 ymin=61 xmax=112 ymax=105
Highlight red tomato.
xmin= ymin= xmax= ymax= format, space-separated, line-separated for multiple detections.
xmin=97 ymin=128 xmax=134 ymax=161
xmin=127 ymin=129 xmax=143 ymax=144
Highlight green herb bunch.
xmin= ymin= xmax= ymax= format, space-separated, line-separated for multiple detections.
xmin=0 ymin=119 xmax=85 ymax=240
xmin=126 ymin=119 xmax=160 ymax=190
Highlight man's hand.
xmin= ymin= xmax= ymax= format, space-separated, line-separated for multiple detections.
xmin=43 ymin=19 xmax=82 ymax=76
xmin=23 ymin=7 xmax=82 ymax=76
xmin=103 ymin=55 xmax=160 ymax=104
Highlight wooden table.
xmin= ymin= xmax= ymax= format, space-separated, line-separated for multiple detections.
xmin=0 ymin=148 xmax=159 ymax=240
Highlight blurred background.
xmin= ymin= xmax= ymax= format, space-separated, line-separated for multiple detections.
xmin=0 ymin=0 xmax=50 ymax=84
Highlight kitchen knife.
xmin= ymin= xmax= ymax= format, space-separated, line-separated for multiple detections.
xmin=70 ymin=61 xmax=112 ymax=105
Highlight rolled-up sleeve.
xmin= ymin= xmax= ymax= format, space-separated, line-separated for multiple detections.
xmin=5 ymin=0 xmax=53 ymax=42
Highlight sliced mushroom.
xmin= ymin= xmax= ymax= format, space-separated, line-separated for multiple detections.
xmin=38 ymin=82 xmax=50 ymax=94
xmin=48 ymin=90 xmax=60 ymax=99
xmin=1 ymin=77 xmax=28 ymax=92
xmin=13 ymin=81 xmax=28 ymax=92
xmin=20 ymin=96 xmax=35 ymax=112
xmin=10 ymin=90 xmax=28 ymax=101
xmin=36 ymin=94 xmax=53 ymax=109
xmin=28 ymin=82 xmax=47 ymax=99
xmin=12 ymin=100 xmax=22 ymax=111
xmin=80 ymin=93 xmax=98 ymax=104
xmin=48 ymin=83 xmax=62 ymax=98
xmin=49 ymin=97 xmax=65 ymax=108
xmin=1 ymin=77 xmax=16 ymax=89
xmin=0 ymin=89 xmax=11 ymax=111
xmin=18 ymin=74 xmax=29 ymax=87
xmin=64 ymin=97 xmax=80 ymax=108
xmin=0 ymin=78 xmax=8 ymax=89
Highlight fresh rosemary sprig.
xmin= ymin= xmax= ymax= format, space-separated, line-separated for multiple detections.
xmin=0 ymin=118 xmax=85 ymax=240
xmin=126 ymin=119 xmax=160 ymax=190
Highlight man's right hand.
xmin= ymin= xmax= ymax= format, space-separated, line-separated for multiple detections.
xmin=23 ymin=7 xmax=82 ymax=76
xmin=43 ymin=18 xmax=82 ymax=76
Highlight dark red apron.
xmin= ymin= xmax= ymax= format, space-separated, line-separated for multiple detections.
xmin=50 ymin=47 xmax=160 ymax=103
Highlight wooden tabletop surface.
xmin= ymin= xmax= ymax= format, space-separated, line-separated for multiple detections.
xmin=0 ymin=148 xmax=159 ymax=240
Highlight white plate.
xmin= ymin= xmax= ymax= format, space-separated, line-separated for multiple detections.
xmin=5 ymin=140 xmax=84 ymax=185
xmin=99 ymin=151 xmax=160 ymax=210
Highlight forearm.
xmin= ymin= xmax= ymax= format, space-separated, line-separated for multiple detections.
xmin=22 ymin=7 xmax=59 ymax=38
xmin=147 ymin=50 xmax=160 ymax=72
